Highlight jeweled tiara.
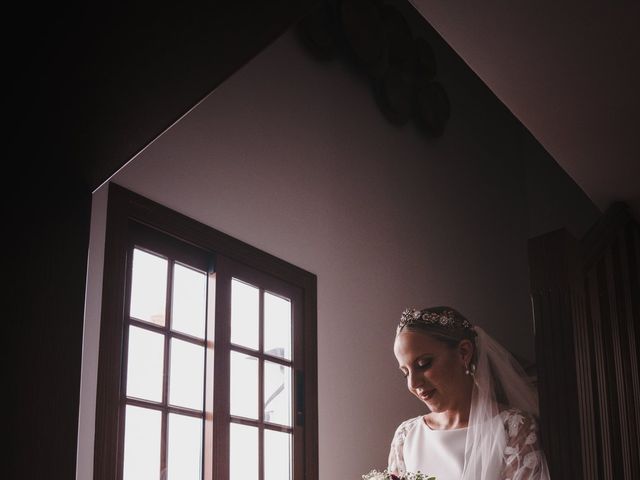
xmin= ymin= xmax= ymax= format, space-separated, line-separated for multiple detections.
xmin=398 ymin=307 xmax=474 ymax=332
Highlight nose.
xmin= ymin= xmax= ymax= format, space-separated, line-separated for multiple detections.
xmin=407 ymin=370 xmax=424 ymax=390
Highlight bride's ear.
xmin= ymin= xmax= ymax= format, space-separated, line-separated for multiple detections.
xmin=458 ymin=339 xmax=474 ymax=364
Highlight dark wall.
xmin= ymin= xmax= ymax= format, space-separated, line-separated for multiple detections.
xmin=8 ymin=2 xmax=316 ymax=478
xmin=523 ymin=129 xmax=600 ymax=239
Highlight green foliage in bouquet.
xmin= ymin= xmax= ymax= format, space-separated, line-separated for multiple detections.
xmin=362 ymin=469 xmax=436 ymax=480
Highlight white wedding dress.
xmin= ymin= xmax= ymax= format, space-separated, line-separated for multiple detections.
xmin=393 ymin=415 xmax=469 ymax=479
xmin=388 ymin=409 xmax=545 ymax=480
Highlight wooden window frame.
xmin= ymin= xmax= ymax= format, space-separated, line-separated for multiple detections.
xmin=120 ymin=222 xmax=213 ymax=479
xmin=213 ymin=255 xmax=305 ymax=480
xmin=94 ymin=183 xmax=318 ymax=480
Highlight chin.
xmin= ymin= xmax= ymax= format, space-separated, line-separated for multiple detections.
xmin=423 ymin=396 xmax=449 ymax=412
xmin=420 ymin=398 xmax=440 ymax=411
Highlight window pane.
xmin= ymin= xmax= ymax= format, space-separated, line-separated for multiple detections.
xmin=264 ymin=361 xmax=292 ymax=427
xmin=171 ymin=263 xmax=207 ymax=339
xmin=265 ymin=430 xmax=292 ymax=480
xmin=126 ymin=326 xmax=164 ymax=402
xmin=230 ymin=350 xmax=259 ymax=419
xmin=123 ymin=405 xmax=161 ymax=480
xmin=230 ymin=279 xmax=259 ymax=350
xmin=130 ymin=248 xmax=168 ymax=326
xmin=167 ymin=413 xmax=203 ymax=480
xmin=264 ymin=292 xmax=292 ymax=360
xmin=169 ymin=339 xmax=205 ymax=410
xmin=230 ymin=423 xmax=258 ymax=480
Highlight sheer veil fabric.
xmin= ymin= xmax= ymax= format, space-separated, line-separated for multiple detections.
xmin=462 ymin=326 xmax=551 ymax=479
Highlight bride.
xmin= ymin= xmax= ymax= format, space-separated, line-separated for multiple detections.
xmin=388 ymin=306 xmax=551 ymax=479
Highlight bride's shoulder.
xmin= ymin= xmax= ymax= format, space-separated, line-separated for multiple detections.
xmin=393 ymin=415 xmax=423 ymax=436
xmin=498 ymin=405 xmax=536 ymax=420
xmin=497 ymin=406 xmax=539 ymax=439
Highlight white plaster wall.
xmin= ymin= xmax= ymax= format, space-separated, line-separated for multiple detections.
xmin=77 ymin=25 xmax=591 ymax=479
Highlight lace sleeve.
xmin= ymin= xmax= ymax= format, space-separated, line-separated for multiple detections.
xmin=388 ymin=419 xmax=413 ymax=476
xmin=499 ymin=409 xmax=550 ymax=480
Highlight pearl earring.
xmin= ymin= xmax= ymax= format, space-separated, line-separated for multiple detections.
xmin=465 ymin=362 xmax=476 ymax=377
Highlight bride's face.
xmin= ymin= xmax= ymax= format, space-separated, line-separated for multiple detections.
xmin=394 ymin=330 xmax=473 ymax=413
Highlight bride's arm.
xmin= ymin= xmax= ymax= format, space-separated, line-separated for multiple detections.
xmin=387 ymin=422 xmax=407 ymax=476
xmin=500 ymin=411 xmax=551 ymax=480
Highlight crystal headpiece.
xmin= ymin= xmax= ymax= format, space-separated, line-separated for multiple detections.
xmin=398 ymin=307 xmax=474 ymax=333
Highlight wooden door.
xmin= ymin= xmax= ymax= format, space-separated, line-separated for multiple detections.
xmin=528 ymin=202 xmax=639 ymax=479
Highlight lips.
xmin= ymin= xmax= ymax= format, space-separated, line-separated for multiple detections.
xmin=419 ymin=389 xmax=436 ymax=400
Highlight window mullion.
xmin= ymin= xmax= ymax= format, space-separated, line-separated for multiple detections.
xmin=293 ymin=293 xmax=306 ymax=480
xmin=212 ymin=256 xmax=232 ymax=480
xmin=204 ymin=270 xmax=216 ymax=480
xmin=259 ymin=289 xmax=265 ymax=480
xmin=160 ymin=259 xmax=174 ymax=478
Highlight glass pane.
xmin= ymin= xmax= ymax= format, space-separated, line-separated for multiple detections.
xmin=230 ymin=279 xmax=259 ymax=350
xmin=169 ymin=339 xmax=205 ymax=410
xmin=264 ymin=361 xmax=292 ymax=427
xmin=264 ymin=292 xmax=292 ymax=360
xmin=123 ymin=405 xmax=161 ymax=480
xmin=167 ymin=413 xmax=203 ymax=480
xmin=230 ymin=351 xmax=258 ymax=419
xmin=171 ymin=263 xmax=207 ymax=339
xmin=130 ymin=248 xmax=168 ymax=326
xmin=230 ymin=423 xmax=258 ymax=480
xmin=126 ymin=326 xmax=164 ymax=402
xmin=265 ymin=430 xmax=292 ymax=480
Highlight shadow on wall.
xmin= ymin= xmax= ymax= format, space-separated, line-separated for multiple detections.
xmin=297 ymin=0 xmax=451 ymax=136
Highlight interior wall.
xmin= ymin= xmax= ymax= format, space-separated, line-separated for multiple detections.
xmin=78 ymin=22 xmax=598 ymax=479
xmin=522 ymin=128 xmax=601 ymax=240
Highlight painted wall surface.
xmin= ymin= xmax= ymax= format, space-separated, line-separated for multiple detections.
xmin=523 ymin=128 xmax=601 ymax=239
xmin=407 ymin=0 xmax=640 ymax=216
xmin=77 ymin=24 xmax=597 ymax=480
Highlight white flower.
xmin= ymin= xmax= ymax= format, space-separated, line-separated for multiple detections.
xmin=525 ymin=432 xmax=537 ymax=445
xmin=507 ymin=413 xmax=524 ymax=437
xmin=369 ymin=474 xmax=387 ymax=480
xmin=505 ymin=446 xmax=519 ymax=455
xmin=362 ymin=470 xmax=389 ymax=480
xmin=504 ymin=444 xmax=519 ymax=466
xmin=523 ymin=451 xmax=539 ymax=469
xmin=362 ymin=469 xmax=436 ymax=480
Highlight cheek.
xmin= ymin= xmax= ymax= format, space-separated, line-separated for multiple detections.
xmin=408 ymin=370 xmax=435 ymax=390
xmin=425 ymin=366 xmax=450 ymax=389
xmin=426 ymin=371 xmax=441 ymax=387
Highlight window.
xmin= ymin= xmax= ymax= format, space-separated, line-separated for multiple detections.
xmin=121 ymin=228 xmax=211 ymax=480
xmin=94 ymin=184 xmax=317 ymax=480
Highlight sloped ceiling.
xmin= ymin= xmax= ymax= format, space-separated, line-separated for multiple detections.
xmin=409 ymin=0 xmax=640 ymax=218
xmin=21 ymin=2 xmax=636 ymax=217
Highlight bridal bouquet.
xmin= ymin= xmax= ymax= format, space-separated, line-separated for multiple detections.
xmin=362 ymin=469 xmax=435 ymax=480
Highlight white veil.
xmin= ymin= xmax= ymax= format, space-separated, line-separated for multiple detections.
xmin=462 ymin=326 xmax=551 ymax=479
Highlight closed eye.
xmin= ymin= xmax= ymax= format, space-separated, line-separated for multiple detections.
xmin=399 ymin=358 xmax=432 ymax=378
xmin=417 ymin=358 xmax=433 ymax=369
